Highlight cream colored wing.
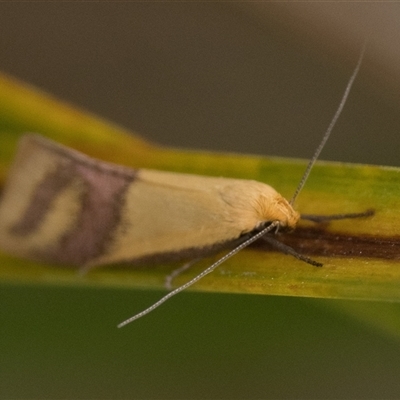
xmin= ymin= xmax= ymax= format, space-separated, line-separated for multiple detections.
xmin=0 ymin=135 xmax=297 ymax=266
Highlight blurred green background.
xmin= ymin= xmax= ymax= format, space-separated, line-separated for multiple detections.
xmin=1 ymin=3 xmax=400 ymax=398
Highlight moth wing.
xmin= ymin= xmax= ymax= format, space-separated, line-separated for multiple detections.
xmin=99 ymin=169 xmax=249 ymax=265
xmin=0 ymin=135 xmax=251 ymax=266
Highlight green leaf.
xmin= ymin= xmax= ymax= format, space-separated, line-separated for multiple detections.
xmin=0 ymin=71 xmax=400 ymax=322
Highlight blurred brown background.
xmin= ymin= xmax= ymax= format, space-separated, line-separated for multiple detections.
xmin=1 ymin=3 xmax=400 ymax=399
xmin=0 ymin=3 xmax=399 ymax=165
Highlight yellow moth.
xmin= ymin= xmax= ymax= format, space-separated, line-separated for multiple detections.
xmin=0 ymin=46 xmax=370 ymax=328
xmin=0 ymin=134 xmax=299 ymax=267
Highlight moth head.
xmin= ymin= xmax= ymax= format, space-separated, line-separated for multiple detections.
xmin=255 ymin=191 xmax=300 ymax=231
xmin=222 ymin=180 xmax=299 ymax=233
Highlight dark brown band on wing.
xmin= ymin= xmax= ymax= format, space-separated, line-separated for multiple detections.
xmin=10 ymin=162 xmax=74 ymax=236
xmin=10 ymin=136 xmax=137 ymax=265
xmin=53 ymin=161 xmax=136 ymax=265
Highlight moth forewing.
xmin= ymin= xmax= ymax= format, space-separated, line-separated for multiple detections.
xmin=100 ymin=170 xmax=298 ymax=266
xmin=0 ymin=136 xmax=83 ymax=260
xmin=0 ymin=134 xmax=298 ymax=267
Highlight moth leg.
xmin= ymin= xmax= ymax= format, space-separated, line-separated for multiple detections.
xmin=262 ymin=235 xmax=322 ymax=267
xmin=301 ymin=208 xmax=374 ymax=223
xmin=165 ymin=258 xmax=202 ymax=290
xmin=165 ymin=234 xmax=257 ymax=289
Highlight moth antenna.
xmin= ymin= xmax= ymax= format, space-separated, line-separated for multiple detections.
xmin=290 ymin=42 xmax=366 ymax=206
xmin=117 ymin=222 xmax=279 ymax=327
xmin=118 ymin=45 xmax=367 ymax=328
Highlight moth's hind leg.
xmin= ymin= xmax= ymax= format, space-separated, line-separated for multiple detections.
xmin=301 ymin=208 xmax=374 ymax=223
xmin=165 ymin=258 xmax=202 ymax=290
xmin=164 ymin=238 xmax=248 ymax=290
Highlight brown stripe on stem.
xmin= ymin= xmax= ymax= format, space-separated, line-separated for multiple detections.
xmin=251 ymin=226 xmax=400 ymax=261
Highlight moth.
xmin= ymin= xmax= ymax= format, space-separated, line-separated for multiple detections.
xmin=0 ymin=46 xmax=370 ymax=327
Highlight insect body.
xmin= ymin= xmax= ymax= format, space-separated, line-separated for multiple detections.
xmin=0 ymin=134 xmax=298 ymax=267
xmin=0 ymin=45 xmax=368 ymax=327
